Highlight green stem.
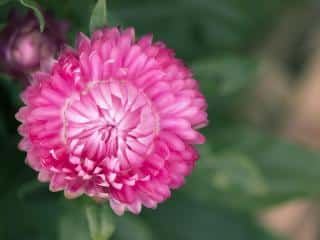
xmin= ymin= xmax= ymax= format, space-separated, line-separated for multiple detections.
xmin=85 ymin=205 xmax=115 ymax=240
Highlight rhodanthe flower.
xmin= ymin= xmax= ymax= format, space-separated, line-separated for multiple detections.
xmin=0 ymin=11 xmax=68 ymax=81
xmin=16 ymin=27 xmax=208 ymax=215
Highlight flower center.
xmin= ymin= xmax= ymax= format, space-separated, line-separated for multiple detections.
xmin=63 ymin=80 xmax=159 ymax=171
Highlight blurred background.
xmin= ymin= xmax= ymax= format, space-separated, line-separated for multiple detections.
xmin=1 ymin=0 xmax=320 ymax=239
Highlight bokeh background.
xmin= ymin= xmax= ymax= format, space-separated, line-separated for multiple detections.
xmin=1 ymin=0 xmax=320 ymax=239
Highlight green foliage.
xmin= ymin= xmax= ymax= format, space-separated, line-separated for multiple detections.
xmin=0 ymin=0 xmax=318 ymax=239
xmin=192 ymin=56 xmax=256 ymax=97
xmin=142 ymin=194 xmax=283 ymax=240
xmin=0 ymin=0 xmax=10 ymax=6
xmin=57 ymin=198 xmax=155 ymax=240
xmin=210 ymin=152 xmax=268 ymax=196
xmin=0 ymin=193 xmax=61 ymax=240
xmin=90 ymin=0 xmax=108 ymax=34
xmin=19 ymin=0 xmax=45 ymax=31
xmin=183 ymin=128 xmax=320 ymax=211
xmin=112 ymin=215 xmax=154 ymax=240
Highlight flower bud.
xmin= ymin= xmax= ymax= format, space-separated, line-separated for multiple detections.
xmin=0 ymin=10 xmax=69 ymax=81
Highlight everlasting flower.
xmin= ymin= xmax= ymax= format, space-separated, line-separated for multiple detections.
xmin=16 ymin=27 xmax=208 ymax=215
xmin=0 ymin=11 xmax=68 ymax=81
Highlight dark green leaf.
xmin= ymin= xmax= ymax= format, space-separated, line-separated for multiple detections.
xmin=17 ymin=180 xmax=46 ymax=199
xmin=185 ymin=128 xmax=320 ymax=210
xmin=192 ymin=56 xmax=257 ymax=97
xmin=59 ymin=204 xmax=90 ymax=240
xmin=209 ymin=152 xmax=268 ymax=196
xmin=0 ymin=75 xmax=22 ymax=108
xmin=58 ymin=200 xmax=153 ymax=240
xmin=112 ymin=215 xmax=154 ymax=240
xmin=0 ymin=195 xmax=61 ymax=240
xmin=0 ymin=0 xmax=10 ymax=6
xmin=142 ymin=194 xmax=284 ymax=240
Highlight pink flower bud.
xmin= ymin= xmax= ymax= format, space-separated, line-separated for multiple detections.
xmin=0 ymin=10 xmax=68 ymax=81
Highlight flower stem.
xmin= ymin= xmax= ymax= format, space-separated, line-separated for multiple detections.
xmin=85 ymin=204 xmax=115 ymax=240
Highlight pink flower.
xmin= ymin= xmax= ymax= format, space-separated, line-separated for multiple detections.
xmin=16 ymin=27 xmax=208 ymax=215
xmin=0 ymin=11 xmax=68 ymax=81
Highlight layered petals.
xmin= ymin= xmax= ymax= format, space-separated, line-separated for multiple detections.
xmin=16 ymin=27 xmax=208 ymax=215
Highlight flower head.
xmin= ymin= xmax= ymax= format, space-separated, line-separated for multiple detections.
xmin=0 ymin=10 xmax=68 ymax=81
xmin=16 ymin=27 xmax=208 ymax=215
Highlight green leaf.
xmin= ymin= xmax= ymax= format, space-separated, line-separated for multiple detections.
xmin=0 ymin=75 xmax=22 ymax=108
xmin=90 ymin=0 xmax=108 ymax=34
xmin=0 ymin=195 xmax=61 ymax=240
xmin=112 ymin=215 xmax=154 ymax=240
xmin=19 ymin=0 xmax=45 ymax=32
xmin=192 ymin=56 xmax=257 ymax=97
xmin=60 ymin=201 xmax=116 ymax=240
xmin=0 ymin=137 xmax=23 ymax=192
xmin=17 ymin=180 xmax=46 ymax=199
xmin=59 ymin=200 xmax=153 ymax=240
xmin=59 ymin=205 xmax=90 ymax=240
xmin=142 ymin=194 xmax=284 ymax=240
xmin=213 ymin=128 xmax=320 ymax=199
xmin=0 ymin=0 xmax=10 ymax=6
xmin=185 ymin=128 xmax=320 ymax=210
xmin=210 ymin=152 xmax=268 ymax=196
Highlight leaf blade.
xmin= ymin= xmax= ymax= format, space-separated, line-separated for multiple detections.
xmin=185 ymin=128 xmax=320 ymax=211
xmin=89 ymin=0 xmax=108 ymax=34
